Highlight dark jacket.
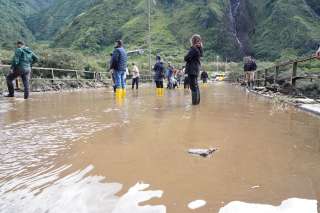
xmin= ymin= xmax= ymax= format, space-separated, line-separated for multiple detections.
xmin=244 ymin=61 xmax=257 ymax=72
xmin=110 ymin=47 xmax=127 ymax=72
xmin=11 ymin=47 xmax=38 ymax=71
xmin=154 ymin=61 xmax=165 ymax=81
xmin=184 ymin=46 xmax=203 ymax=76
xmin=201 ymin=71 xmax=208 ymax=80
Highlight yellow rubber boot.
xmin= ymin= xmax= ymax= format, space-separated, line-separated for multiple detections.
xmin=161 ymin=88 xmax=165 ymax=96
xmin=122 ymin=89 xmax=126 ymax=98
xmin=116 ymin=88 xmax=122 ymax=98
xmin=156 ymin=88 xmax=159 ymax=96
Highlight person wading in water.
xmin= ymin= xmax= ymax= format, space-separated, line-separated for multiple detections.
xmin=153 ymin=55 xmax=165 ymax=96
xmin=316 ymin=45 xmax=320 ymax=60
xmin=243 ymin=56 xmax=257 ymax=90
xmin=5 ymin=41 xmax=38 ymax=99
xmin=110 ymin=40 xmax=128 ymax=98
xmin=131 ymin=63 xmax=140 ymax=90
xmin=184 ymin=34 xmax=203 ymax=105
xmin=201 ymin=69 xmax=209 ymax=84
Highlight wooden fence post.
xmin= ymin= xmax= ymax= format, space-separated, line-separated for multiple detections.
xmin=292 ymin=62 xmax=298 ymax=87
xmin=274 ymin=66 xmax=279 ymax=84
xmin=264 ymin=69 xmax=268 ymax=87
xmin=51 ymin=69 xmax=55 ymax=79
xmin=15 ymin=79 xmax=20 ymax=89
xmin=256 ymin=71 xmax=260 ymax=87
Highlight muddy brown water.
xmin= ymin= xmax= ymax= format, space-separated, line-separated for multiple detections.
xmin=0 ymin=83 xmax=319 ymax=213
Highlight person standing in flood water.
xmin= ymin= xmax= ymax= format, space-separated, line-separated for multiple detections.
xmin=243 ymin=56 xmax=257 ymax=90
xmin=5 ymin=41 xmax=38 ymax=99
xmin=108 ymin=53 xmax=116 ymax=93
xmin=110 ymin=40 xmax=128 ymax=98
xmin=316 ymin=45 xmax=320 ymax=60
xmin=184 ymin=34 xmax=203 ymax=105
xmin=131 ymin=63 xmax=140 ymax=90
xmin=154 ymin=55 xmax=165 ymax=96
xmin=200 ymin=69 xmax=209 ymax=84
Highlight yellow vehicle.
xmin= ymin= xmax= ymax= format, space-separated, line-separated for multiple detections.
xmin=215 ymin=73 xmax=226 ymax=81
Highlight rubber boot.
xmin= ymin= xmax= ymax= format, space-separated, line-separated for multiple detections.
xmin=116 ymin=88 xmax=122 ymax=98
xmin=192 ymin=91 xmax=197 ymax=105
xmin=122 ymin=89 xmax=126 ymax=98
xmin=161 ymin=88 xmax=165 ymax=96
xmin=196 ymin=88 xmax=201 ymax=105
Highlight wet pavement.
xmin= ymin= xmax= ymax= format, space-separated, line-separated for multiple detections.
xmin=0 ymin=83 xmax=319 ymax=212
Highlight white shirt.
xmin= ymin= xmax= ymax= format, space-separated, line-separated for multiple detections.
xmin=132 ymin=65 xmax=140 ymax=78
xmin=316 ymin=46 xmax=320 ymax=58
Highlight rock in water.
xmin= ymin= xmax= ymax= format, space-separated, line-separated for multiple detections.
xmin=188 ymin=148 xmax=217 ymax=157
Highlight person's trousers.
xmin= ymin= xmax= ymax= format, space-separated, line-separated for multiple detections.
xmin=132 ymin=77 xmax=139 ymax=89
xmin=115 ymin=71 xmax=126 ymax=89
xmin=189 ymin=74 xmax=200 ymax=105
xmin=6 ymin=69 xmax=30 ymax=99
xmin=155 ymin=80 xmax=163 ymax=88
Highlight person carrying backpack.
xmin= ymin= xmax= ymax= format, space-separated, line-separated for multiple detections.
xmin=243 ymin=56 xmax=257 ymax=90
xmin=110 ymin=40 xmax=128 ymax=98
xmin=5 ymin=41 xmax=39 ymax=99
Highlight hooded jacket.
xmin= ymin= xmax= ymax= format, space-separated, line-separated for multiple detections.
xmin=11 ymin=47 xmax=39 ymax=71
xmin=184 ymin=46 xmax=203 ymax=76
xmin=153 ymin=61 xmax=165 ymax=81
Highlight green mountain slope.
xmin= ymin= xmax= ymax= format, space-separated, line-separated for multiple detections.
xmin=250 ymin=0 xmax=320 ymax=59
xmin=1 ymin=0 xmax=319 ymax=60
xmin=0 ymin=0 xmax=54 ymax=48
xmin=27 ymin=0 xmax=101 ymax=40
xmin=0 ymin=0 xmax=34 ymax=48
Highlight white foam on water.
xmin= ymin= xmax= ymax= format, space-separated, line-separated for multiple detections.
xmin=0 ymin=165 xmax=166 ymax=213
xmin=188 ymin=200 xmax=207 ymax=210
xmin=104 ymin=108 xmax=121 ymax=113
xmin=218 ymin=198 xmax=318 ymax=213
xmin=112 ymin=183 xmax=166 ymax=213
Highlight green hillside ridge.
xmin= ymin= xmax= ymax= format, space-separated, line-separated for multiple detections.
xmin=0 ymin=0 xmax=319 ymax=62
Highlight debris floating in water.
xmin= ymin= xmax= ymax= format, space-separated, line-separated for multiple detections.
xmin=188 ymin=200 xmax=207 ymax=210
xmin=188 ymin=148 xmax=217 ymax=157
xmin=250 ymin=185 xmax=261 ymax=189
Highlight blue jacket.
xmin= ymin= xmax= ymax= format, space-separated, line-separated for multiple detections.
xmin=110 ymin=47 xmax=127 ymax=72
xmin=154 ymin=61 xmax=165 ymax=81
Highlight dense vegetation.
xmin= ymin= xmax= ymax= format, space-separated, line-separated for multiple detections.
xmin=0 ymin=0 xmax=319 ymax=68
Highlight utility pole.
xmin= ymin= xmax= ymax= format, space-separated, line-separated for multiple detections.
xmin=216 ymin=56 xmax=219 ymax=73
xmin=225 ymin=58 xmax=227 ymax=73
xmin=148 ymin=0 xmax=152 ymax=73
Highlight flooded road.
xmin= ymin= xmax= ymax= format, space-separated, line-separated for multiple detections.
xmin=0 ymin=83 xmax=319 ymax=212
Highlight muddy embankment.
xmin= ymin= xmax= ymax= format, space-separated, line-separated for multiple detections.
xmin=0 ymin=78 xmax=110 ymax=95
xmin=247 ymin=85 xmax=320 ymax=116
